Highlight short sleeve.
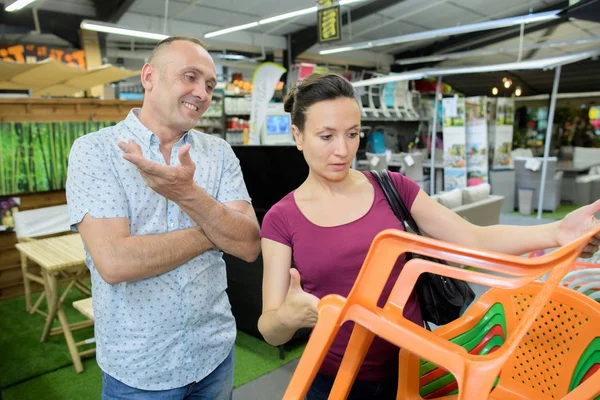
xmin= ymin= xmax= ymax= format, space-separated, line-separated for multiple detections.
xmin=260 ymin=203 xmax=292 ymax=247
xmin=388 ymin=171 xmax=421 ymax=211
xmin=66 ymin=135 xmax=129 ymax=231
xmin=216 ymin=142 xmax=252 ymax=204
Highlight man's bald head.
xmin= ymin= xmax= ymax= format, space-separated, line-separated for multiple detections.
xmin=148 ymin=35 xmax=208 ymax=67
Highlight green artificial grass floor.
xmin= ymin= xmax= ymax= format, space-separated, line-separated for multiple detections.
xmin=509 ymin=204 xmax=580 ymax=220
xmin=0 ymin=289 xmax=305 ymax=399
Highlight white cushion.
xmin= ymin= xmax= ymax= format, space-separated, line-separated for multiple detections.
xmin=462 ymin=183 xmax=491 ymax=204
xmin=589 ymin=166 xmax=600 ymax=176
xmin=576 ymin=175 xmax=600 ymax=184
xmin=437 ymin=189 xmax=463 ymax=209
xmin=13 ymin=204 xmax=70 ymax=239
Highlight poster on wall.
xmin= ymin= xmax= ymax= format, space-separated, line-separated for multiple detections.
xmin=465 ymin=97 xmax=489 ymax=186
xmin=442 ymin=97 xmax=467 ymax=191
xmin=492 ymin=98 xmax=515 ymax=169
xmin=0 ymin=197 xmax=20 ymax=232
xmin=0 ymin=121 xmax=115 ymax=196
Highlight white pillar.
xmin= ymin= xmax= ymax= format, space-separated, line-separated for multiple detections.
xmin=430 ymin=77 xmax=442 ymax=195
xmin=537 ymin=65 xmax=562 ymax=219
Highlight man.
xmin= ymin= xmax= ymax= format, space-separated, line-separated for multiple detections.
xmin=66 ymin=36 xmax=260 ymax=399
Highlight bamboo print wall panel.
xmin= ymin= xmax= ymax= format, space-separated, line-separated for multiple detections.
xmin=0 ymin=121 xmax=115 ymax=195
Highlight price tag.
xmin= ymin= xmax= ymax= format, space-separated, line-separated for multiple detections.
xmin=369 ymin=155 xmax=380 ymax=167
xmin=443 ymin=98 xmax=458 ymax=117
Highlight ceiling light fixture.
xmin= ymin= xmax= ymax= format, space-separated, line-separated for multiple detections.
xmin=515 ymin=87 xmax=522 ymax=96
xmin=5 ymin=0 xmax=38 ymax=12
xmin=204 ymin=22 xmax=260 ymax=39
xmin=258 ymin=7 xmax=317 ymax=25
xmin=320 ymin=10 xmax=560 ymax=55
xmin=204 ymin=0 xmax=367 ymax=39
xmin=80 ymin=20 xmax=168 ymax=41
xmin=492 ymin=87 xmax=499 ymax=95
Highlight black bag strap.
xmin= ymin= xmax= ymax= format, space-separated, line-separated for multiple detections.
xmin=371 ymin=170 xmax=421 ymax=235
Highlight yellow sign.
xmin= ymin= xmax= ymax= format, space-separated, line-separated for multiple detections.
xmin=318 ymin=4 xmax=341 ymax=43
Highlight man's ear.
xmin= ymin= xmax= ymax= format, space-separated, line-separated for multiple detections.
xmin=140 ymin=63 xmax=154 ymax=93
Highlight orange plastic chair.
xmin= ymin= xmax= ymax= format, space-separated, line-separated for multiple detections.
xmin=398 ymin=281 xmax=600 ymax=400
xmin=282 ymin=227 xmax=600 ymax=400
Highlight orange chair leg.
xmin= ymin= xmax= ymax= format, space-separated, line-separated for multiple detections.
xmin=329 ymin=324 xmax=375 ymax=400
xmin=283 ymin=305 xmax=344 ymax=400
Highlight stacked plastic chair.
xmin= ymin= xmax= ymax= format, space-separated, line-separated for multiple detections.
xmin=531 ymin=250 xmax=600 ymax=302
xmin=283 ymin=227 xmax=600 ymax=400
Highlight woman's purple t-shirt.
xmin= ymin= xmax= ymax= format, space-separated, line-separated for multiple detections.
xmin=260 ymin=171 xmax=423 ymax=382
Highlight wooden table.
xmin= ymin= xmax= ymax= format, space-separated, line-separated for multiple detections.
xmin=15 ymin=234 xmax=93 ymax=373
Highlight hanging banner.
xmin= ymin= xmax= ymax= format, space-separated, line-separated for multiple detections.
xmin=317 ymin=0 xmax=342 ymax=43
xmin=465 ymin=96 xmax=489 ymax=186
xmin=442 ymin=97 xmax=467 ymax=191
xmin=492 ymin=97 xmax=515 ymax=169
xmin=249 ymin=62 xmax=287 ymax=145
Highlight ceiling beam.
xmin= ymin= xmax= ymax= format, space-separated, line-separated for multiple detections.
xmin=289 ymin=0 xmax=405 ymax=62
xmin=0 ymin=8 xmax=86 ymax=47
xmin=91 ymin=0 xmax=137 ymax=23
xmin=392 ymin=1 xmax=570 ymax=68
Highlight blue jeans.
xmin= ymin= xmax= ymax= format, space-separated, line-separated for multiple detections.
xmin=102 ymin=347 xmax=234 ymax=400
xmin=306 ymin=372 xmax=397 ymax=400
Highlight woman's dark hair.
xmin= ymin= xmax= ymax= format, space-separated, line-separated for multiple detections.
xmin=283 ymin=73 xmax=356 ymax=131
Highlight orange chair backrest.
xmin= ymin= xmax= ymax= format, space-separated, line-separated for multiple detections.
xmin=500 ymin=283 xmax=600 ymax=399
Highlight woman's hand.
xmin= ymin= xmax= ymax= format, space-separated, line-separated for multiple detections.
xmin=275 ymin=269 xmax=320 ymax=330
xmin=555 ymin=200 xmax=600 ymax=258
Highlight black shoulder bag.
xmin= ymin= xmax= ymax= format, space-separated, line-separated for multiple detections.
xmin=371 ymin=170 xmax=475 ymax=326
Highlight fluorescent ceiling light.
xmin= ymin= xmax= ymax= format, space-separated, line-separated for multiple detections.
xmin=259 ymin=7 xmax=317 ymax=24
xmin=204 ymin=22 xmax=259 ymax=38
xmin=352 ymin=51 xmax=600 ymax=87
xmin=80 ymin=20 xmax=168 ymax=41
xmin=212 ymin=54 xmax=247 ymax=60
xmin=352 ymin=72 xmax=425 ymax=87
xmin=204 ymin=0 xmax=367 ymax=38
xmin=321 ymin=10 xmax=561 ymax=55
xmin=5 ymin=0 xmax=38 ymax=12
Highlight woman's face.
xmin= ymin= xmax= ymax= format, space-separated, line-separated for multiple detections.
xmin=293 ymin=97 xmax=361 ymax=182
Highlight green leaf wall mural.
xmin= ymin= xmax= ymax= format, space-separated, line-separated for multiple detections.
xmin=0 ymin=121 xmax=115 ymax=196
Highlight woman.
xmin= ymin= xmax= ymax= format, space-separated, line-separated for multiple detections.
xmin=258 ymin=73 xmax=600 ymax=400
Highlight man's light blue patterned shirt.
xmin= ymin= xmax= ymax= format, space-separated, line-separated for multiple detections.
xmin=66 ymin=109 xmax=251 ymax=390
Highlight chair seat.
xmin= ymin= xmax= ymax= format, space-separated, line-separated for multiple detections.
xmin=73 ymin=297 xmax=94 ymax=320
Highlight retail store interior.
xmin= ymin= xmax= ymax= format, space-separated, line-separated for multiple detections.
xmin=0 ymin=0 xmax=600 ymax=399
